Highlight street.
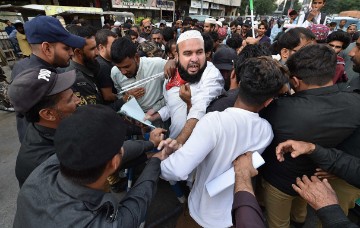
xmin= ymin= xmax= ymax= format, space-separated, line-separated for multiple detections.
xmin=0 ymin=110 xmax=20 ymax=228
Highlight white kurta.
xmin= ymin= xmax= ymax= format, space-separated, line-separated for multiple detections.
xmin=161 ymin=108 xmax=274 ymax=227
xmin=111 ymin=57 xmax=167 ymax=112
xmin=158 ymin=61 xmax=224 ymax=138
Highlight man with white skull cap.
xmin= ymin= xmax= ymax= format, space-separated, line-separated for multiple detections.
xmin=145 ymin=30 xmax=224 ymax=143
xmin=204 ymin=18 xmax=217 ymax=33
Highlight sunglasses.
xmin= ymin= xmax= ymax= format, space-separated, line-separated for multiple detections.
xmin=144 ymin=26 xmax=151 ymax=29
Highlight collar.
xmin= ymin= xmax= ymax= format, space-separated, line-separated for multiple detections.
xmin=97 ymin=55 xmax=112 ymax=65
xmin=57 ymin=171 xmax=120 ymax=221
xmin=69 ymin=60 xmax=95 ymax=77
xmin=30 ymin=54 xmax=56 ymax=71
xmin=294 ymin=84 xmax=340 ymax=96
xmin=33 ymin=123 xmax=56 ymax=140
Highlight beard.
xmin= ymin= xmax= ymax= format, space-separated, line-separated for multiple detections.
xmin=126 ymin=60 xmax=139 ymax=78
xmin=177 ymin=60 xmax=207 ymax=83
xmin=83 ymin=54 xmax=100 ymax=76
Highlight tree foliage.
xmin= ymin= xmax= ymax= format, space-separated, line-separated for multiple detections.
xmin=254 ymin=0 xmax=278 ymax=16
xmin=322 ymin=0 xmax=360 ymax=14
xmin=239 ymin=0 xmax=278 ymax=16
xmin=278 ymin=0 xmax=302 ymax=14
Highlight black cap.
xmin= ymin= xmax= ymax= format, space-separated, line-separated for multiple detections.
xmin=8 ymin=69 xmax=76 ymax=114
xmin=213 ymin=47 xmax=237 ymax=71
xmin=55 ymin=105 xmax=127 ymax=171
xmin=243 ymin=20 xmax=252 ymax=27
xmin=123 ymin=23 xmax=132 ymax=30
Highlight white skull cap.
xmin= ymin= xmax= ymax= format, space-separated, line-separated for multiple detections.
xmin=205 ymin=18 xmax=216 ymax=24
xmin=177 ymin=30 xmax=204 ymax=45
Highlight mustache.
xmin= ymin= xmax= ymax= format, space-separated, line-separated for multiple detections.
xmin=188 ymin=62 xmax=200 ymax=68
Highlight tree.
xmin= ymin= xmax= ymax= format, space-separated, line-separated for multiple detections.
xmin=239 ymin=0 xmax=277 ymax=16
xmin=278 ymin=0 xmax=302 ymax=15
xmin=322 ymin=0 xmax=360 ymax=14
xmin=254 ymin=0 xmax=277 ymax=16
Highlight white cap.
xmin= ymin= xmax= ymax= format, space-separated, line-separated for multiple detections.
xmin=204 ymin=18 xmax=216 ymax=25
xmin=218 ymin=18 xmax=225 ymax=22
xmin=114 ymin=21 xmax=121 ymax=27
xmin=13 ymin=19 xmax=22 ymax=24
xmin=216 ymin=21 xmax=222 ymax=27
xmin=177 ymin=30 xmax=204 ymax=45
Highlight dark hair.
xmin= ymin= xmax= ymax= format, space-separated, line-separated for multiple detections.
xmin=102 ymin=24 xmax=111 ymax=30
xmin=230 ymin=20 xmax=239 ymax=27
xmin=182 ymin=20 xmax=190 ymax=27
xmin=151 ymin=28 xmax=162 ymax=35
xmin=326 ymin=31 xmax=351 ymax=49
xmin=258 ymin=22 xmax=268 ymax=30
xmin=14 ymin=22 xmax=23 ymax=29
xmin=235 ymin=44 xmax=272 ymax=81
xmin=329 ymin=22 xmax=337 ymax=27
xmin=202 ymin=33 xmax=214 ymax=54
xmin=208 ymin=31 xmax=219 ymax=42
xmin=182 ymin=27 xmax=192 ymax=33
xmin=286 ymin=44 xmax=336 ymax=86
xmin=125 ymin=19 xmax=133 ymax=24
xmin=162 ymin=27 xmax=175 ymax=42
xmin=24 ymin=93 xmax=61 ymax=123
xmin=226 ymin=36 xmax=243 ymax=51
xmin=67 ymin=25 xmax=97 ymax=39
xmin=95 ymin=29 xmax=117 ymax=47
xmin=237 ymin=56 xmax=289 ymax=106
xmin=60 ymin=162 xmax=108 ymax=185
xmin=128 ymin=29 xmax=138 ymax=38
xmin=289 ymin=10 xmax=298 ymax=16
xmin=277 ymin=27 xmax=315 ymax=50
xmin=165 ymin=39 xmax=176 ymax=56
xmin=111 ymin=37 xmax=137 ymax=63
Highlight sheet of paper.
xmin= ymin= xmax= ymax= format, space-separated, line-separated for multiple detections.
xmin=118 ymin=98 xmax=155 ymax=128
xmin=206 ymin=151 xmax=265 ymax=197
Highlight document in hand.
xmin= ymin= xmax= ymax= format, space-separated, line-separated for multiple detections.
xmin=206 ymin=151 xmax=265 ymax=197
xmin=118 ymin=97 xmax=155 ymax=128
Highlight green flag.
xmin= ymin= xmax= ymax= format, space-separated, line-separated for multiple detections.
xmin=249 ymin=0 xmax=254 ymax=10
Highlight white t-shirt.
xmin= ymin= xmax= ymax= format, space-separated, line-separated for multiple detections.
xmin=161 ymin=108 xmax=273 ymax=227
xmin=111 ymin=57 xmax=167 ymax=112
xmin=158 ymin=61 xmax=224 ymax=138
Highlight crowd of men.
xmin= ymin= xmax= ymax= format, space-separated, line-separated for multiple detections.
xmin=3 ymin=0 xmax=360 ymax=226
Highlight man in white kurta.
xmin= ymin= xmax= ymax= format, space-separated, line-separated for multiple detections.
xmin=158 ymin=61 xmax=223 ymax=138
xmin=110 ymin=37 xmax=167 ymax=113
xmin=161 ymin=109 xmax=273 ymax=227
xmin=160 ymin=56 xmax=289 ymax=227
xmin=145 ymin=30 xmax=224 ymax=140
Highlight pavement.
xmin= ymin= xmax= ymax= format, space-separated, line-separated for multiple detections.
xmin=0 ymin=64 xmax=20 ymax=228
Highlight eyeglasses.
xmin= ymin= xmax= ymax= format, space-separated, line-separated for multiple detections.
xmin=144 ymin=26 xmax=151 ymax=29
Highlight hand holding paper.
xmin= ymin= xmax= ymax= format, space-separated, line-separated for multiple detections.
xmin=206 ymin=151 xmax=265 ymax=197
xmin=118 ymin=97 xmax=155 ymax=128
